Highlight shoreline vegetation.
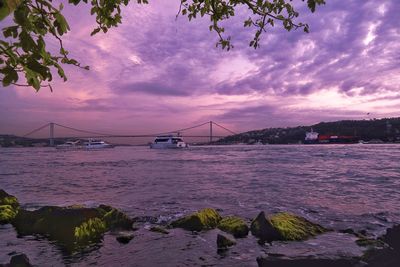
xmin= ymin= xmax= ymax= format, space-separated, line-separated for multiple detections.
xmin=1 ymin=189 xmax=399 ymax=266
xmin=2 ymin=117 xmax=400 ymax=147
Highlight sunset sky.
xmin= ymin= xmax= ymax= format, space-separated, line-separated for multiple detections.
xmin=1 ymin=0 xmax=399 ymax=138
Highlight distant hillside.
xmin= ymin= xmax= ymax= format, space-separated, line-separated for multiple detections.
xmin=0 ymin=135 xmax=49 ymax=147
xmin=216 ymin=118 xmax=400 ymax=145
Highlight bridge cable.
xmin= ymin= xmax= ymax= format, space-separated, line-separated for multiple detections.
xmin=212 ymin=121 xmax=237 ymax=135
xmin=152 ymin=121 xmax=211 ymax=136
xmin=22 ymin=123 xmax=50 ymax=137
xmin=54 ymin=123 xmax=115 ymax=136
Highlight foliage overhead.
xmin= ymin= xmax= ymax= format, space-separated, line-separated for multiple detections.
xmin=0 ymin=0 xmax=325 ymax=91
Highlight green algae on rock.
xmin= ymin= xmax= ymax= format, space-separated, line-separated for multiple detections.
xmin=98 ymin=205 xmax=134 ymax=230
xmin=171 ymin=208 xmax=222 ymax=232
xmin=0 ymin=189 xmax=19 ymax=224
xmin=269 ymin=212 xmax=327 ymax=241
xmin=217 ymin=233 xmax=236 ymax=249
xmin=251 ymin=211 xmax=327 ymax=242
xmin=74 ymin=218 xmax=107 ymax=242
xmin=0 ymin=190 xmax=19 ymax=209
xmin=217 ymin=216 xmax=249 ymax=238
xmin=0 ymin=204 xmax=18 ymax=224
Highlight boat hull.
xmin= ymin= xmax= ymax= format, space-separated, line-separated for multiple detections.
xmin=149 ymin=143 xmax=188 ymax=149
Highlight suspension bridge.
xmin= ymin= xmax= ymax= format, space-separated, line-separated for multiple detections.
xmin=22 ymin=121 xmax=237 ymax=146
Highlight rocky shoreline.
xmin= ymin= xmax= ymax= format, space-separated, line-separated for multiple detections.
xmin=1 ymin=189 xmax=399 ymax=266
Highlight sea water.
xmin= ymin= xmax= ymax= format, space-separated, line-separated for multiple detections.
xmin=1 ymin=145 xmax=399 ymax=266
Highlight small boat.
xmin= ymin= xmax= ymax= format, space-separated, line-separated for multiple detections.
xmin=150 ymin=135 xmax=188 ymax=149
xmin=84 ymin=139 xmax=114 ymax=149
xmin=56 ymin=140 xmax=83 ymax=150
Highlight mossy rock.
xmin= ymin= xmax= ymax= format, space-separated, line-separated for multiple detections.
xmin=171 ymin=208 xmax=222 ymax=232
xmin=218 ymin=216 xmax=249 ymax=238
xmin=250 ymin=211 xmax=282 ymax=242
xmin=98 ymin=205 xmax=134 ymax=230
xmin=217 ymin=233 xmax=236 ymax=249
xmin=251 ymin=211 xmax=327 ymax=242
xmin=12 ymin=206 xmax=104 ymax=247
xmin=0 ymin=190 xmax=19 ymax=224
xmin=12 ymin=205 xmax=133 ymax=251
xmin=269 ymin=212 xmax=327 ymax=241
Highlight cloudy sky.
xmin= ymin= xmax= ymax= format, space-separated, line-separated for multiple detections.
xmin=1 ymin=0 xmax=399 ymax=138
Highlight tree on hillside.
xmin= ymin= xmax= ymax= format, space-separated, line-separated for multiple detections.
xmin=0 ymin=0 xmax=325 ymax=91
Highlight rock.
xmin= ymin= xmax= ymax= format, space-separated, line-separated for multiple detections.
xmin=0 ymin=253 xmax=33 ymax=267
xmin=0 ymin=190 xmax=19 ymax=209
xmin=12 ymin=205 xmax=133 ymax=251
xmin=9 ymin=253 xmax=32 ymax=267
xmin=116 ymin=233 xmax=134 ymax=244
xmin=98 ymin=205 xmax=134 ymax=230
xmin=362 ymin=247 xmax=399 ymax=267
xmin=149 ymin=226 xmax=169 ymax=234
xmin=256 ymin=255 xmax=360 ymax=267
xmin=0 ymin=205 xmax=18 ymax=225
xmin=74 ymin=218 xmax=107 ymax=242
xmin=251 ymin=212 xmax=327 ymax=242
xmin=171 ymin=208 xmax=222 ymax=232
xmin=362 ymin=224 xmax=400 ymax=267
xmin=339 ymin=228 xmax=384 ymax=248
xmin=218 ymin=216 xmax=249 ymax=238
xmin=12 ymin=206 xmax=103 ymax=245
xmin=250 ymin=212 xmax=283 ymax=242
xmin=217 ymin=234 xmax=236 ymax=249
xmin=382 ymin=224 xmax=400 ymax=250
xmin=355 ymin=237 xmax=385 ymax=248
xmin=0 ymin=190 xmax=19 ymax=224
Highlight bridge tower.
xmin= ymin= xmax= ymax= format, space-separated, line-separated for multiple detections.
xmin=209 ymin=121 xmax=213 ymax=143
xmin=49 ymin=122 xmax=55 ymax=146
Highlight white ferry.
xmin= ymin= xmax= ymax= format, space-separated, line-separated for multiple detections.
xmin=56 ymin=139 xmax=113 ymax=150
xmin=150 ymin=135 xmax=188 ymax=149
xmin=84 ymin=139 xmax=114 ymax=149
xmin=56 ymin=140 xmax=83 ymax=150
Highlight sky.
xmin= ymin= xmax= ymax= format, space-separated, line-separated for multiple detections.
xmin=0 ymin=0 xmax=400 ymax=138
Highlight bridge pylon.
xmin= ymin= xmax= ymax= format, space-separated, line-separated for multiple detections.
xmin=209 ymin=121 xmax=213 ymax=143
xmin=49 ymin=122 xmax=54 ymax=146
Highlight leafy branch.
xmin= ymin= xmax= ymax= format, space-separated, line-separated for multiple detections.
xmin=0 ymin=0 xmax=324 ymax=91
xmin=178 ymin=0 xmax=325 ymax=50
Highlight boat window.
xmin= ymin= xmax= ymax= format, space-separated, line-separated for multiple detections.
xmin=155 ymin=138 xmax=169 ymax=143
xmin=172 ymin=138 xmax=183 ymax=142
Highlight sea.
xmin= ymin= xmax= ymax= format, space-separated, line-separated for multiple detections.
xmin=0 ymin=145 xmax=399 ymax=266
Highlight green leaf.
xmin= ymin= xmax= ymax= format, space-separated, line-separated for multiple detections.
xmin=26 ymin=58 xmax=49 ymax=79
xmin=19 ymin=30 xmax=36 ymax=52
xmin=3 ymin=26 xmax=18 ymax=38
xmin=1 ymin=66 xmax=18 ymax=86
xmin=90 ymin=28 xmax=101 ymax=36
xmin=14 ymin=4 xmax=29 ymax=26
xmin=0 ymin=0 xmax=23 ymax=21
xmin=54 ymin=12 xmax=70 ymax=35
